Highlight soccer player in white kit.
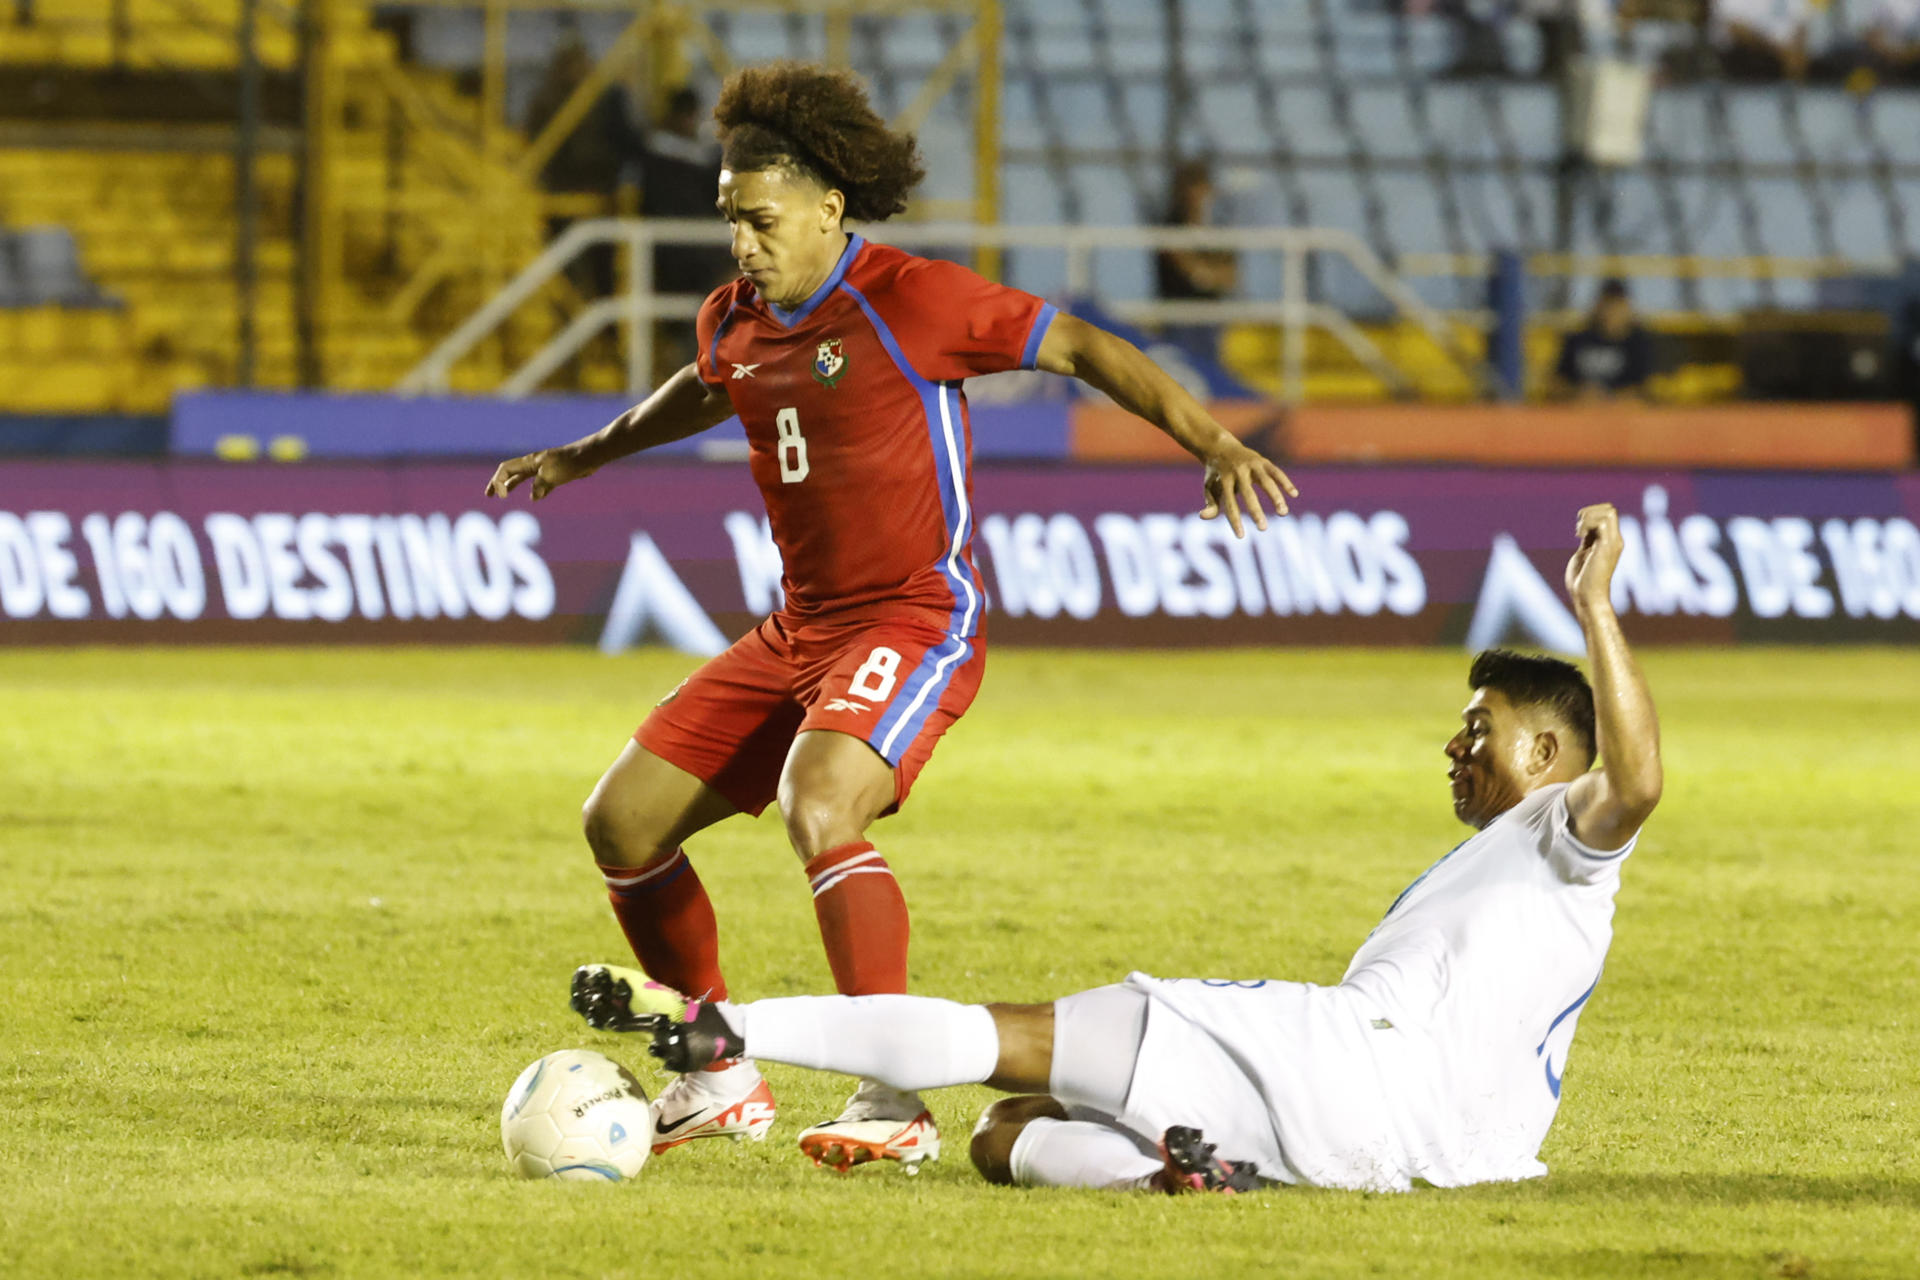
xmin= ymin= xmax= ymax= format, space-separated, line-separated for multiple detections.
xmin=573 ymin=503 xmax=1662 ymax=1191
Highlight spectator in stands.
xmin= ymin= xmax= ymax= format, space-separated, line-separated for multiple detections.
xmin=526 ymin=31 xmax=641 ymax=300
xmin=1710 ymin=0 xmax=1810 ymax=80
xmin=1864 ymin=0 xmax=1920 ymax=84
xmin=1552 ymin=278 xmax=1654 ymax=400
xmin=1154 ymin=158 xmax=1237 ymax=360
xmin=640 ymin=86 xmax=733 ymax=376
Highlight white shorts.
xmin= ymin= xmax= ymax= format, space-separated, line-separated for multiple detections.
xmin=1050 ymin=984 xmax=1290 ymax=1181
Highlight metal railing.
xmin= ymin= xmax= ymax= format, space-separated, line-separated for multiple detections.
xmin=398 ymin=218 xmax=1489 ymax=401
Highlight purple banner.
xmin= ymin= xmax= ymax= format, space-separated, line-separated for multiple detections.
xmin=3 ymin=460 xmax=1919 ymax=648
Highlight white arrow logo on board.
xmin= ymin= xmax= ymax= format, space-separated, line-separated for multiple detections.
xmin=598 ymin=533 xmax=729 ymax=657
xmin=1465 ymin=533 xmax=1587 ymax=656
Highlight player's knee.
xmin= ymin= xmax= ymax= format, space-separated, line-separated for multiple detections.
xmin=581 ymin=787 xmax=672 ymax=867
xmin=969 ymin=1095 xmax=1068 ymax=1186
xmin=777 ymin=785 xmax=862 ymax=859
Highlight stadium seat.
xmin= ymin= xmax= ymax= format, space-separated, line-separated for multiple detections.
xmin=1373 ymin=169 xmax=1452 ymax=257
xmin=1498 ymin=84 xmax=1561 ymax=164
xmin=15 ymin=228 xmax=107 ymax=307
xmin=1328 ymin=11 xmax=1401 ymax=78
xmin=1348 ymin=86 xmax=1425 ymax=163
xmin=1822 ymin=181 xmax=1896 ymax=265
xmin=1274 ymin=84 xmax=1350 ymax=160
xmin=1793 ymin=89 xmax=1875 ymax=168
xmin=1051 ymin=80 xmax=1124 ymax=150
xmin=1120 ymin=81 xmax=1168 ymax=143
xmin=1400 ymin=14 xmax=1455 ymax=77
xmin=1071 ymin=163 xmax=1143 ymax=226
xmin=1197 ymin=82 xmax=1267 ymax=152
xmin=1868 ymin=95 xmax=1920 ymax=165
xmin=1645 ymin=88 xmax=1717 ymax=164
xmin=1002 ymin=78 xmax=1049 ymax=152
xmin=1421 ymin=83 xmax=1493 ymax=162
xmin=878 ymin=12 xmax=946 ymax=69
xmin=1746 ymin=178 xmax=1824 ymax=260
xmin=1721 ymin=89 xmax=1797 ymax=168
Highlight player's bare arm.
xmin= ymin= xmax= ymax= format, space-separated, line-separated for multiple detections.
xmin=1563 ymin=503 xmax=1664 ymax=851
xmin=483 ymin=364 xmax=734 ymax=501
xmin=1034 ymin=312 xmax=1297 ymax=538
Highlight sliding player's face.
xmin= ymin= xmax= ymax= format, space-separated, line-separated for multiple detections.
xmin=717 ymin=166 xmax=845 ymax=309
xmin=1445 ymin=687 xmax=1546 ymax=829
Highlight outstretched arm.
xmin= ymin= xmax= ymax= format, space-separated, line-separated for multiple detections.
xmin=1564 ymin=503 xmax=1664 ymax=850
xmin=1035 ymin=313 xmax=1297 ymax=537
xmin=484 ymin=364 xmax=734 ymax=501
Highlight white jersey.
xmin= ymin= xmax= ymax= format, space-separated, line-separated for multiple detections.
xmin=1125 ymin=782 xmax=1635 ymax=1192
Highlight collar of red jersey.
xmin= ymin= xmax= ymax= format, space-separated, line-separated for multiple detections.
xmin=763 ymin=233 xmax=865 ymax=328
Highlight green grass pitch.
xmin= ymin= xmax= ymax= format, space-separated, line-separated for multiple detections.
xmin=2 ymin=645 xmax=1916 ymax=1279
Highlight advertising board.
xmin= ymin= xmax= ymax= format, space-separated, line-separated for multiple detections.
xmin=4 ymin=461 xmax=1918 ymax=650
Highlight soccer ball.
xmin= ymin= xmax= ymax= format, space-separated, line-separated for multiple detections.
xmin=501 ymin=1048 xmax=654 ymax=1182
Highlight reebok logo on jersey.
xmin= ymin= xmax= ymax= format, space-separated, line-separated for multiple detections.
xmin=822 ymin=698 xmax=871 ymax=714
xmin=812 ymin=338 xmax=847 ymax=387
xmin=730 ymin=363 xmax=760 ymax=379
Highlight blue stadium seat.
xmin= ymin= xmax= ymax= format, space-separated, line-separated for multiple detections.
xmin=1024 ymin=18 xmax=1096 ymax=74
xmin=1824 ymin=180 xmax=1897 ymax=265
xmin=1498 ymin=83 xmax=1561 ymax=164
xmin=1421 ymin=83 xmax=1493 ymax=161
xmin=1253 ymin=8 xmax=1322 ymax=78
xmin=1051 ymin=80 xmax=1124 ymax=149
xmin=1002 ymin=78 xmax=1048 ymax=151
xmin=725 ymin=11 xmax=798 ymax=64
xmin=1645 ymin=88 xmax=1717 ymax=164
xmin=1498 ymin=17 xmax=1544 ymax=78
xmin=1002 ymin=161 xmax=1065 ymax=224
xmin=1329 ymin=11 xmax=1401 ymax=78
xmin=1669 ymin=175 xmax=1745 ymax=258
xmin=1088 ymin=247 xmax=1153 ymax=300
xmin=1721 ymin=89 xmax=1797 ymax=167
xmin=1599 ymin=172 xmax=1677 ymax=256
xmin=1297 ymin=169 xmax=1370 ymax=236
xmin=1449 ymin=170 xmax=1526 ymax=252
xmin=1071 ymin=163 xmax=1143 ymax=226
xmin=1401 ymin=15 xmax=1454 ymax=77
xmin=1869 ymin=95 xmax=1920 ymax=164
xmin=1005 ymin=248 xmax=1067 ymax=299
xmin=1196 ymin=82 xmax=1266 ymax=149
xmin=1120 ymin=81 xmax=1168 ymax=142
xmin=15 ymin=227 xmax=105 ymax=306
xmin=1179 ymin=28 xmax=1245 ymax=80
xmin=1372 ymin=169 xmax=1451 ymax=256
xmin=1794 ymin=89 xmax=1876 ymax=168
xmin=1348 ymin=86 xmax=1425 ymax=163
xmin=879 ymin=13 xmax=947 ymax=68
xmin=1274 ymin=84 xmax=1350 ymax=160
xmin=1746 ymin=178 xmax=1823 ymax=259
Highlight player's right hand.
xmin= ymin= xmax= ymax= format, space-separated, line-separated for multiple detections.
xmin=1565 ymin=503 xmax=1623 ymax=616
xmin=484 ymin=448 xmax=593 ymax=502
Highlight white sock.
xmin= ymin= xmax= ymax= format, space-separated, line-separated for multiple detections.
xmin=721 ymin=995 xmax=999 ymax=1093
xmin=1007 ymin=1117 xmax=1162 ymax=1190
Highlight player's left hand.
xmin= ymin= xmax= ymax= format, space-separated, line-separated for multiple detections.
xmin=1566 ymin=503 xmax=1624 ymax=616
xmin=1200 ymin=442 xmax=1297 ymax=538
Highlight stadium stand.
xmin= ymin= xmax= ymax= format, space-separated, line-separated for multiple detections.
xmin=2 ymin=0 xmax=1915 ymax=411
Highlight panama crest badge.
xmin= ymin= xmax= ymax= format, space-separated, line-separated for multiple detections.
xmin=812 ymin=337 xmax=847 ymax=387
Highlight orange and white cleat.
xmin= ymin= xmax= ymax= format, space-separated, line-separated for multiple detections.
xmin=796 ymin=1080 xmax=941 ymax=1174
xmin=647 ymin=1060 xmax=778 ymax=1155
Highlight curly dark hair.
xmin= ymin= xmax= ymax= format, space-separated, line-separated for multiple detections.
xmin=713 ymin=61 xmax=926 ymax=222
xmin=1469 ymin=648 xmax=1597 ymax=767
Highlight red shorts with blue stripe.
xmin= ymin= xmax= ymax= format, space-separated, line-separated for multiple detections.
xmin=634 ymin=612 xmax=987 ymax=817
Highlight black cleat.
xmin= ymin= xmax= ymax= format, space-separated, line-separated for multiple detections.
xmin=569 ymin=963 xmax=687 ymax=1033
xmin=649 ymin=1001 xmax=747 ymax=1074
xmin=1153 ymin=1126 xmax=1262 ymax=1195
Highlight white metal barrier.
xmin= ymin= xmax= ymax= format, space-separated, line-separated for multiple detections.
xmin=398 ymin=219 xmax=1487 ymax=401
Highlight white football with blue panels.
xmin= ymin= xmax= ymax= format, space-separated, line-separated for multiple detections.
xmin=501 ymin=1048 xmax=654 ymax=1181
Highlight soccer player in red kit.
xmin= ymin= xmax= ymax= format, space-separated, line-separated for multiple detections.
xmin=486 ymin=61 xmax=1296 ymax=1173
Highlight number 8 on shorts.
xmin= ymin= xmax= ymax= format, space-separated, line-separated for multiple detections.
xmin=849 ymin=647 xmax=902 ymax=701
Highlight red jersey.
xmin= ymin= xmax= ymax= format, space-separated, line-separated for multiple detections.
xmin=693 ymin=235 xmax=1056 ymax=637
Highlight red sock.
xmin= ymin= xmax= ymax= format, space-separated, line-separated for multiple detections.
xmin=805 ymin=841 xmax=909 ymax=996
xmin=598 ymin=850 xmax=728 ymax=1003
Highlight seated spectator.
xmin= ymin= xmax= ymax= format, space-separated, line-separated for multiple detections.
xmin=526 ymin=32 xmax=641 ymax=300
xmin=1865 ymin=0 xmax=1920 ymax=84
xmin=1153 ymin=158 xmax=1237 ymax=360
xmin=1711 ymin=0 xmax=1810 ymax=80
xmin=1553 ymin=278 xmax=1654 ymax=400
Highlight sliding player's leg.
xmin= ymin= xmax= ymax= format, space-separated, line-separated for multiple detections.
xmin=776 ymin=623 xmax=988 ymax=1168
